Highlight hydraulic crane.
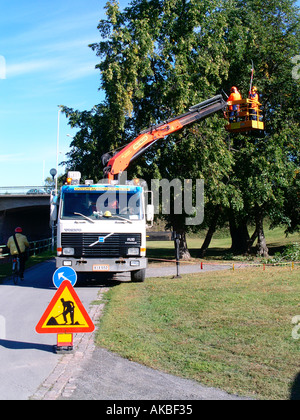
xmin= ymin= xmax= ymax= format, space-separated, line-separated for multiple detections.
xmin=102 ymin=95 xmax=227 ymax=180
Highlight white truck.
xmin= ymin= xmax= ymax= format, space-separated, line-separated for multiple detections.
xmin=51 ymin=172 xmax=153 ymax=282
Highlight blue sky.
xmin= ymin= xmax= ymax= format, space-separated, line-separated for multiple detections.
xmin=0 ymin=0 xmax=128 ymax=187
xmin=0 ymin=0 xmax=299 ymax=187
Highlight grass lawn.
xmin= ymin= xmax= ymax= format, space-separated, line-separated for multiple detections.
xmin=146 ymin=227 xmax=300 ymax=262
xmin=96 ymin=266 xmax=300 ymax=400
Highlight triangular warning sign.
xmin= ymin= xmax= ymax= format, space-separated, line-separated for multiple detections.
xmin=36 ymin=280 xmax=95 ymax=334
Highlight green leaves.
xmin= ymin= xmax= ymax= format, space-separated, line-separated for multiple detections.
xmin=63 ymin=0 xmax=300 ymax=252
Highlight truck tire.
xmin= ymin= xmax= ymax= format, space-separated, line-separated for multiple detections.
xmin=130 ymin=269 xmax=146 ymax=282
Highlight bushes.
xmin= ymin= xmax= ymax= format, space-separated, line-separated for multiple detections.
xmin=270 ymin=243 xmax=300 ymax=263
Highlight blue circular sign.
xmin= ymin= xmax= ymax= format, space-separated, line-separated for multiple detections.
xmin=53 ymin=266 xmax=77 ymax=288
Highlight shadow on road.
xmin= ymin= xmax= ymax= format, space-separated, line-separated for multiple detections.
xmin=0 ymin=338 xmax=54 ymax=353
xmin=3 ymin=260 xmax=127 ymax=290
xmin=75 ymin=272 xmax=127 ymax=288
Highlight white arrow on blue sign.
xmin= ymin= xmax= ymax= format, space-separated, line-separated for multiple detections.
xmin=52 ymin=266 xmax=77 ymax=288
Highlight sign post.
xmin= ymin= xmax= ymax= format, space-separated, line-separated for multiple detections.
xmin=36 ymin=280 xmax=94 ymax=353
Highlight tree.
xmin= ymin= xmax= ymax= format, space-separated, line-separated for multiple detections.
xmin=89 ymin=0 xmax=235 ymax=259
xmin=63 ymin=0 xmax=300 ymax=258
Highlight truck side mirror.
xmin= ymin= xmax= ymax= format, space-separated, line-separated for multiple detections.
xmin=50 ymin=193 xmax=59 ymax=224
xmin=50 ymin=204 xmax=57 ymax=222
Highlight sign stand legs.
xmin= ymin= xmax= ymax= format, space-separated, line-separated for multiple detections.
xmin=54 ymin=333 xmax=74 ymax=353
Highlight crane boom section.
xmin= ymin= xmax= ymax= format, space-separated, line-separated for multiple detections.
xmin=104 ymin=95 xmax=226 ymax=179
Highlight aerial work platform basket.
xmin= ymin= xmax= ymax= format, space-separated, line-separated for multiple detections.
xmin=224 ymin=99 xmax=264 ymax=134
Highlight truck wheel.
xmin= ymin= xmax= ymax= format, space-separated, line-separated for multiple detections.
xmin=130 ymin=269 xmax=146 ymax=282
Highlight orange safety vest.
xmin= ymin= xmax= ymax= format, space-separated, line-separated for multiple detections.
xmin=227 ymin=91 xmax=242 ymax=111
xmin=249 ymin=92 xmax=259 ymax=109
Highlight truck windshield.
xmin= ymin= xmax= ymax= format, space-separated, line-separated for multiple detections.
xmin=61 ymin=190 xmax=143 ymax=221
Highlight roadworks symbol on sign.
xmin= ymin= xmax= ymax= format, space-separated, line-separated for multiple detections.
xmin=35 ymin=280 xmax=95 ymax=334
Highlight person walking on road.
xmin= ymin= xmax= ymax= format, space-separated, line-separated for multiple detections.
xmin=7 ymin=227 xmax=29 ymax=280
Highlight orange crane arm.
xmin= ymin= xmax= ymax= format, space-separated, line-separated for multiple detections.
xmin=103 ymin=95 xmax=226 ymax=180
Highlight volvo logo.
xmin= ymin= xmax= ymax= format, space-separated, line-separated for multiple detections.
xmin=89 ymin=233 xmax=114 ymax=247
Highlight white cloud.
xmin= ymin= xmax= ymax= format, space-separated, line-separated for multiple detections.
xmin=0 ymin=153 xmax=25 ymax=163
xmin=2 ymin=9 xmax=101 ymax=51
xmin=2 ymin=8 xmax=100 ymax=82
xmin=5 ymin=35 xmax=98 ymax=81
xmin=56 ymin=62 xmax=98 ymax=83
xmin=6 ymin=58 xmax=59 ymax=78
xmin=6 ymin=49 xmax=98 ymax=82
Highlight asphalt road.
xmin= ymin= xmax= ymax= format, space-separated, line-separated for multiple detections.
xmin=0 ymin=259 xmax=246 ymax=400
xmin=0 ymin=259 xmax=101 ymax=400
xmin=58 ymin=347 xmax=247 ymax=401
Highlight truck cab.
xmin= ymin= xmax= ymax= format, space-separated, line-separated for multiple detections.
xmin=51 ymin=172 xmax=153 ymax=282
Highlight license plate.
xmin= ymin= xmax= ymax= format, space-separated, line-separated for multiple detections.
xmin=93 ymin=264 xmax=110 ymax=272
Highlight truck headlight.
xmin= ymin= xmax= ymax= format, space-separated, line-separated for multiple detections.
xmin=63 ymin=247 xmax=75 ymax=256
xmin=127 ymin=248 xmax=140 ymax=256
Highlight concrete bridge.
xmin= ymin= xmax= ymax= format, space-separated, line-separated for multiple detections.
xmin=0 ymin=186 xmax=52 ymax=244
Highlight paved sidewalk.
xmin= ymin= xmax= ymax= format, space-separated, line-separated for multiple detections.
xmin=146 ymin=261 xmax=234 ymax=278
xmin=58 ymin=347 xmax=248 ymax=400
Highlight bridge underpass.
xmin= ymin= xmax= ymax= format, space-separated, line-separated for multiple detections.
xmin=0 ymin=193 xmax=51 ymax=245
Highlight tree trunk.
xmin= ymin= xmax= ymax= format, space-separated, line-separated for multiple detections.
xmin=198 ymin=206 xmax=221 ymax=257
xmin=229 ymin=214 xmax=250 ymax=254
xmin=255 ymin=209 xmax=269 ymax=258
xmin=176 ymin=230 xmax=191 ymax=260
xmin=247 ymin=228 xmax=258 ymax=254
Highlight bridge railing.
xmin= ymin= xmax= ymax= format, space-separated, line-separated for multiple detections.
xmin=0 ymin=186 xmax=53 ymax=195
xmin=0 ymin=237 xmax=55 ymax=261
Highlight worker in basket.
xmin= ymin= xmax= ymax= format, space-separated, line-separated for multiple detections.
xmin=227 ymin=86 xmax=242 ymax=123
xmin=248 ymin=85 xmax=259 ymax=121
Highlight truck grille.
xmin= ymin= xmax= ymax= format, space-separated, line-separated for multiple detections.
xmin=61 ymin=233 xmax=141 ymax=257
